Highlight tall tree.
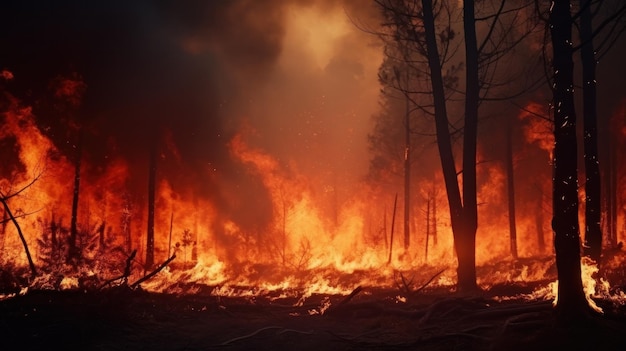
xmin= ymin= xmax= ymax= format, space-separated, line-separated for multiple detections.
xmin=67 ymin=129 xmax=82 ymax=263
xmin=372 ymin=49 xmax=425 ymax=256
xmin=577 ymin=0 xmax=626 ymax=261
xmin=377 ymin=0 xmax=536 ymax=292
xmin=403 ymin=75 xmax=412 ymax=251
xmin=506 ymin=118 xmax=518 ymax=259
xmin=549 ymin=0 xmax=592 ymax=318
xmin=0 ymin=176 xmax=41 ymax=277
xmin=146 ymin=137 xmax=157 ymax=270
xmin=579 ymin=0 xmax=602 ymax=263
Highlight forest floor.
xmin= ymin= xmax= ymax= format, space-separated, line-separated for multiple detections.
xmin=1 ymin=283 xmax=626 ymax=351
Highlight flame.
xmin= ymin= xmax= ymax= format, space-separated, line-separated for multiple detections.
xmin=518 ymin=101 xmax=554 ymax=159
xmin=525 ymin=257 xmax=626 ymax=313
xmin=1 ymin=70 xmax=624 ymax=304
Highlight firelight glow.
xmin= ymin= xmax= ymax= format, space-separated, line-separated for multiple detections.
xmin=0 ymin=1 xmax=624 ymax=305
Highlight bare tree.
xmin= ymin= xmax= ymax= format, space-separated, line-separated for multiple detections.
xmin=376 ymin=0 xmax=537 ymax=292
xmin=0 ymin=173 xmax=44 ymax=277
xmin=146 ymin=137 xmax=157 ymax=270
xmin=577 ymin=0 xmax=626 ymax=262
xmin=505 ymin=117 xmax=518 ymax=259
xmin=67 ymin=129 xmax=83 ymax=263
xmin=549 ymin=0 xmax=593 ymax=319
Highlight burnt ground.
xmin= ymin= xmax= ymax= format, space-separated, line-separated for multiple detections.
xmin=1 ymin=285 xmax=626 ymax=351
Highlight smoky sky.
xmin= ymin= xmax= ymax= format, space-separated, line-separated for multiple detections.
xmin=0 ymin=0 xmax=384 ymax=233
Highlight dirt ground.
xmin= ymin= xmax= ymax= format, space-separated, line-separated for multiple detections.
xmin=1 ymin=285 xmax=626 ymax=351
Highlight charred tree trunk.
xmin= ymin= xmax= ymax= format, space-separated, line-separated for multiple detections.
xmin=432 ymin=187 xmax=438 ymax=246
xmin=68 ymin=131 xmax=83 ymax=264
xmin=425 ymin=196 xmax=430 ymax=263
xmin=383 ymin=205 xmax=388 ymax=251
xmin=550 ymin=0 xmax=592 ymax=318
xmin=50 ymin=214 xmax=58 ymax=247
xmin=122 ymin=193 xmax=132 ymax=253
xmin=421 ymin=0 xmax=477 ymax=292
xmin=387 ymin=193 xmax=398 ymax=264
xmin=146 ymin=141 xmax=157 ymax=270
xmin=535 ymin=184 xmax=546 ymax=254
xmin=98 ymin=221 xmax=106 ymax=251
xmin=282 ymin=197 xmax=287 ymax=266
xmin=606 ymin=119 xmax=618 ymax=247
xmin=506 ymin=118 xmax=518 ymax=259
xmin=1 ymin=207 xmax=7 ymax=252
xmin=458 ymin=0 xmax=479 ymax=292
xmin=579 ymin=0 xmax=602 ymax=263
xmin=168 ymin=211 xmax=174 ymax=258
xmin=1 ymin=207 xmax=7 ymax=236
xmin=404 ymin=93 xmax=411 ymax=251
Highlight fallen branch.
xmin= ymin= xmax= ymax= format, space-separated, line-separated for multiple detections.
xmin=338 ymin=286 xmax=363 ymax=307
xmin=277 ymin=328 xmax=314 ymax=335
xmin=130 ymin=253 xmax=175 ymax=289
xmin=413 ymin=268 xmax=446 ymax=294
xmin=325 ymin=286 xmax=364 ymax=315
xmin=99 ymin=250 xmax=137 ymax=290
xmin=395 ymin=272 xmax=415 ymax=295
xmin=220 ymin=326 xmax=283 ymax=345
xmin=499 ymin=311 xmax=549 ymax=334
xmin=464 ymin=300 xmax=552 ymax=320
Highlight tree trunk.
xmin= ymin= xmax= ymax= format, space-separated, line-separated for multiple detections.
xmin=122 ymin=193 xmax=132 ymax=253
xmin=68 ymin=131 xmax=82 ymax=263
xmin=387 ymin=193 xmax=398 ymax=264
xmin=455 ymin=221 xmax=477 ymax=291
xmin=506 ymin=118 xmax=518 ymax=259
xmin=432 ymin=187 xmax=438 ymax=246
xmin=607 ymin=119 xmax=618 ymax=247
xmin=1 ymin=198 xmax=37 ymax=277
xmin=550 ymin=0 xmax=591 ymax=318
xmin=425 ymin=195 xmax=430 ymax=263
xmin=535 ymin=184 xmax=546 ymax=254
xmin=282 ymin=198 xmax=287 ymax=266
xmin=458 ymin=0 xmax=479 ymax=292
xmin=98 ymin=221 xmax=106 ymax=251
xmin=404 ymin=92 xmax=411 ymax=251
xmin=146 ymin=141 xmax=157 ymax=270
xmin=421 ymin=0 xmax=477 ymax=292
xmin=579 ymin=0 xmax=602 ymax=263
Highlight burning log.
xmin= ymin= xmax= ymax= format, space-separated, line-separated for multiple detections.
xmin=130 ymin=253 xmax=176 ymax=289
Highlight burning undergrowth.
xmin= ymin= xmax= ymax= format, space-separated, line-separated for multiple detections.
xmin=1 ymin=85 xmax=626 ymax=310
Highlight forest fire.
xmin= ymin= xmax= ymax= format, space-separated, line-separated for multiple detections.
xmin=1 ymin=87 xmax=625 ymax=305
xmin=2 ymin=0 xmax=626 ymax=349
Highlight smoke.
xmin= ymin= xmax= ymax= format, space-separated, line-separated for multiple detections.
xmin=0 ymin=0 xmax=383 ymax=235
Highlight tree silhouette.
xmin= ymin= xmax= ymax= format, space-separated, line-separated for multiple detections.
xmin=549 ymin=0 xmax=593 ymax=319
xmin=375 ymin=0 xmax=536 ymax=292
xmin=0 ymin=172 xmax=43 ymax=277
